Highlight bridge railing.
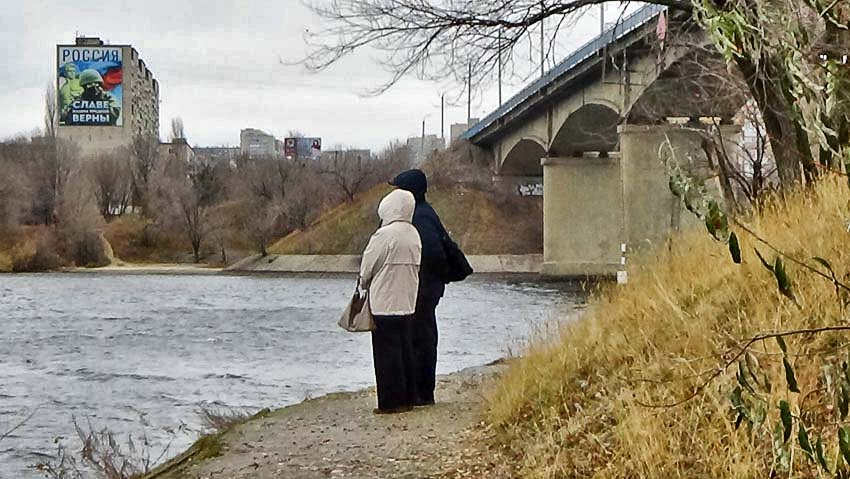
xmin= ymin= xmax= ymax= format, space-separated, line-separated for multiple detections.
xmin=462 ymin=3 xmax=667 ymax=141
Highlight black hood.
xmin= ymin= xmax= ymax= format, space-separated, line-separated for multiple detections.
xmin=390 ymin=169 xmax=428 ymax=202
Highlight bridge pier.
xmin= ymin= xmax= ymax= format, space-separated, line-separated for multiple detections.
xmin=541 ymin=124 xmax=741 ymax=278
xmin=541 ymin=154 xmax=624 ymax=277
xmin=619 ymin=124 xmax=741 ymax=248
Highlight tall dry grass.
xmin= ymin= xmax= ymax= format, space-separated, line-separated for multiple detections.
xmin=486 ymin=177 xmax=850 ymax=478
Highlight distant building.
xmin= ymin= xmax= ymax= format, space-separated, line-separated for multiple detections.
xmin=159 ymin=138 xmax=194 ymax=164
xmin=240 ymin=128 xmax=278 ymax=159
xmin=56 ymin=36 xmax=159 ymax=157
xmin=450 ymin=118 xmax=479 ymax=142
xmin=406 ymin=134 xmax=445 ymax=165
xmin=194 ymin=146 xmax=240 ymax=166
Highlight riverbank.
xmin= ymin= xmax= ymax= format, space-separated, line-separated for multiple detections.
xmin=226 ymin=254 xmax=543 ymax=274
xmin=143 ymin=362 xmax=512 ymax=479
xmin=18 ymin=254 xmax=543 ymax=276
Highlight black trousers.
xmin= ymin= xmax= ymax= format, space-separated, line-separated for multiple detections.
xmin=371 ymin=315 xmax=417 ymax=411
xmin=412 ymin=295 xmax=440 ymax=403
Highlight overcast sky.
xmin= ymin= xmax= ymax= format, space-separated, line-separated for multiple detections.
xmin=4 ymin=1 xmax=616 ymax=150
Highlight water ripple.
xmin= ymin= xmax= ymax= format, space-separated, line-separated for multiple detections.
xmin=0 ymin=273 xmax=577 ymax=478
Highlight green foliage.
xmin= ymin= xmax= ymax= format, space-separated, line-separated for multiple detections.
xmin=666 ymin=154 xmax=740 ymax=264
xmin=779 ymin=400 xmax=792 ymax=443
xmin=782 ymin=356 xmax=800 ymax=393
xmin=729 ymin=232 xmax=742 ymax=264
xmin=731 ymin=345 xmax=850 ymax=476
xmin=695 ymin=0 xmax=850 ymax=176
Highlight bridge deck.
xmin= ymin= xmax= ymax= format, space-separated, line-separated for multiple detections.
xmin=462 ymin=4 xmax=666 ymax=143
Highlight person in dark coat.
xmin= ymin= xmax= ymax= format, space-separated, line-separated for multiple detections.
xmin=389 ymin=169 xmax=449 ymax=406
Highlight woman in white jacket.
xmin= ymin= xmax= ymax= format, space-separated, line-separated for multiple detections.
xmin=360 ymin=189 xmax=422 ymax=414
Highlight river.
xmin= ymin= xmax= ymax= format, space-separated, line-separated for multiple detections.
xmin=0 ymin=273 xmax=579 ymax=478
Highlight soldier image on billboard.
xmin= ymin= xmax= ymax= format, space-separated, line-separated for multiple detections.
xmin=58 ymin=63 xmax=83 ymax=114
xmin=62 ymin=69 xmax=121 ymax=126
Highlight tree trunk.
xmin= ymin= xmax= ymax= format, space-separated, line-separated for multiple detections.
xmin=734 ymin=55 xmax=817 ymax=187
xmin=192 ymin=240 xmax=201 ymax=263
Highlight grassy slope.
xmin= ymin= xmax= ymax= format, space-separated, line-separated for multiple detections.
xmin=268 ymin=183 xmax=543 ymax=255
xmin=485 ymin=178 xmax=850 ymax=478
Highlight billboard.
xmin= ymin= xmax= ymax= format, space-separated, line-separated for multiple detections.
xmin=284 ymin=137 xmax=322 ymax=160
xmin=57 ymin=46 xmax=123 ymax=126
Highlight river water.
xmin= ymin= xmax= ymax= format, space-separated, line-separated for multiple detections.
xmin=0 ymin=273 xmax=578 ymax=478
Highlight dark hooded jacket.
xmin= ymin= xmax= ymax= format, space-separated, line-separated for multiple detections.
xmin=390 ymin=169 xmax=448 ymax=299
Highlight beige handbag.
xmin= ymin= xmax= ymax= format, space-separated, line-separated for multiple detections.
xmin=338 ymin=280 xmax=375 ymax=332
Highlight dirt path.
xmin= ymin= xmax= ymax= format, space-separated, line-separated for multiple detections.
xmin=145 ymin=363 xmax=510 ymax=479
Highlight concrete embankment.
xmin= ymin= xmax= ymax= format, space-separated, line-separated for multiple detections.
xmin=142 ymin=362 xmax=510 ymax=479
xmin=65 ymin=264 xmax=223 ymax=275
xmin=226 ymin=254 xmax=543 ymax=275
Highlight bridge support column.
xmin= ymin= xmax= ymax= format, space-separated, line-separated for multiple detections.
xmin=541 ymin=154 xmax=624 ymax=278
xmin=619 ymin=124 xmax=742 ymax=249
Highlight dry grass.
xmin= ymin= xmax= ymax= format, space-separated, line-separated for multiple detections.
xmin=269 ymin=184 xmax=392 ymax=254
xmin=196 ymin=405 xmax=252 ymax=435
xmin=485 ymin=177 xmax=850 ymax=478
xmin=270 ymin=140 xmax=541 ymax=256
xmin=103 ymin=215 xmax=190 ymax=264
xmin=269 ymin=183 xmax=542 ymax=255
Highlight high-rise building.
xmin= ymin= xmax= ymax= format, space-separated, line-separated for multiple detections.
xmin=406 ymin=134 xmax=445 ymax=165
xmin=56 ymin=36 xmax=159 ymax=157
xmin=240 ymin=128 xmax=279 ymax=159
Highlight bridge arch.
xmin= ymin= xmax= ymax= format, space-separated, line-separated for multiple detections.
xmin=500 ymin=137 xmax=547 ymax=175
xmin=550 ymin=103 xmax=620 ymax=156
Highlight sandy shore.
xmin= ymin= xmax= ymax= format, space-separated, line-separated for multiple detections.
xmin=142 ymin=362 xmax=513 ymax=479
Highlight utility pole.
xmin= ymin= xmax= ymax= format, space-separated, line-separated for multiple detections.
xmin=540 ymin=2 xmax=545 ymax=77
xmin=498 ymin=30 xmax=503 ymax=106
xmin=600 ymin=4 xmax=607 ymax=81
xmin=467 ymin=61 xmax=472 ymax=123
xmin=440 ymin=93 xmax=445 ymax=145
xmin=600 ymin=4 xmax=605 ymax=35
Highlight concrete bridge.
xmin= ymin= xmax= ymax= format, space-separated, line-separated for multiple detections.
xmin=463 ymin=5 xmax=745 ymax=277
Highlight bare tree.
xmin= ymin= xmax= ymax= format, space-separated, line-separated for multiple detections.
xmin=321 ymin=150 xmax=376 ymax=202
xmin=0 ymin=143 xmax=36 ymax=232
xmin=130 ymin=134 xmax=160 ymax=214
xmin=89 ymin=150 xmax=133 ymax=220
xmin=44 ymin=82 xmax=57 ymax=139
xmin=284 ymin=163 xmax=329 ymax=230
xmin=705 ymin=103 xmax=778 ymax=211
xmin=56 ymin=171 xmax=110 ymax=267
xmin=0 ymin=161 xmax=32 ymax=232
xmin=153 ymin=161 xmax=224 ymax=263
xmin=169 ymin=117 xmax=185 ymax=141
xmin=304 ymin=0 xmax=689 ymax=96
xmin=231 ymin=158 xmax=294 ymax=256
xmin=303 ymin=0 xmax=850 ymax=187
xmin=0 ymin=135 xmax=79 ymax=226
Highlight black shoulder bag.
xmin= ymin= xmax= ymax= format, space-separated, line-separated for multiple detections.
xmin=442 ymin=234 xmax=473 ymax=283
